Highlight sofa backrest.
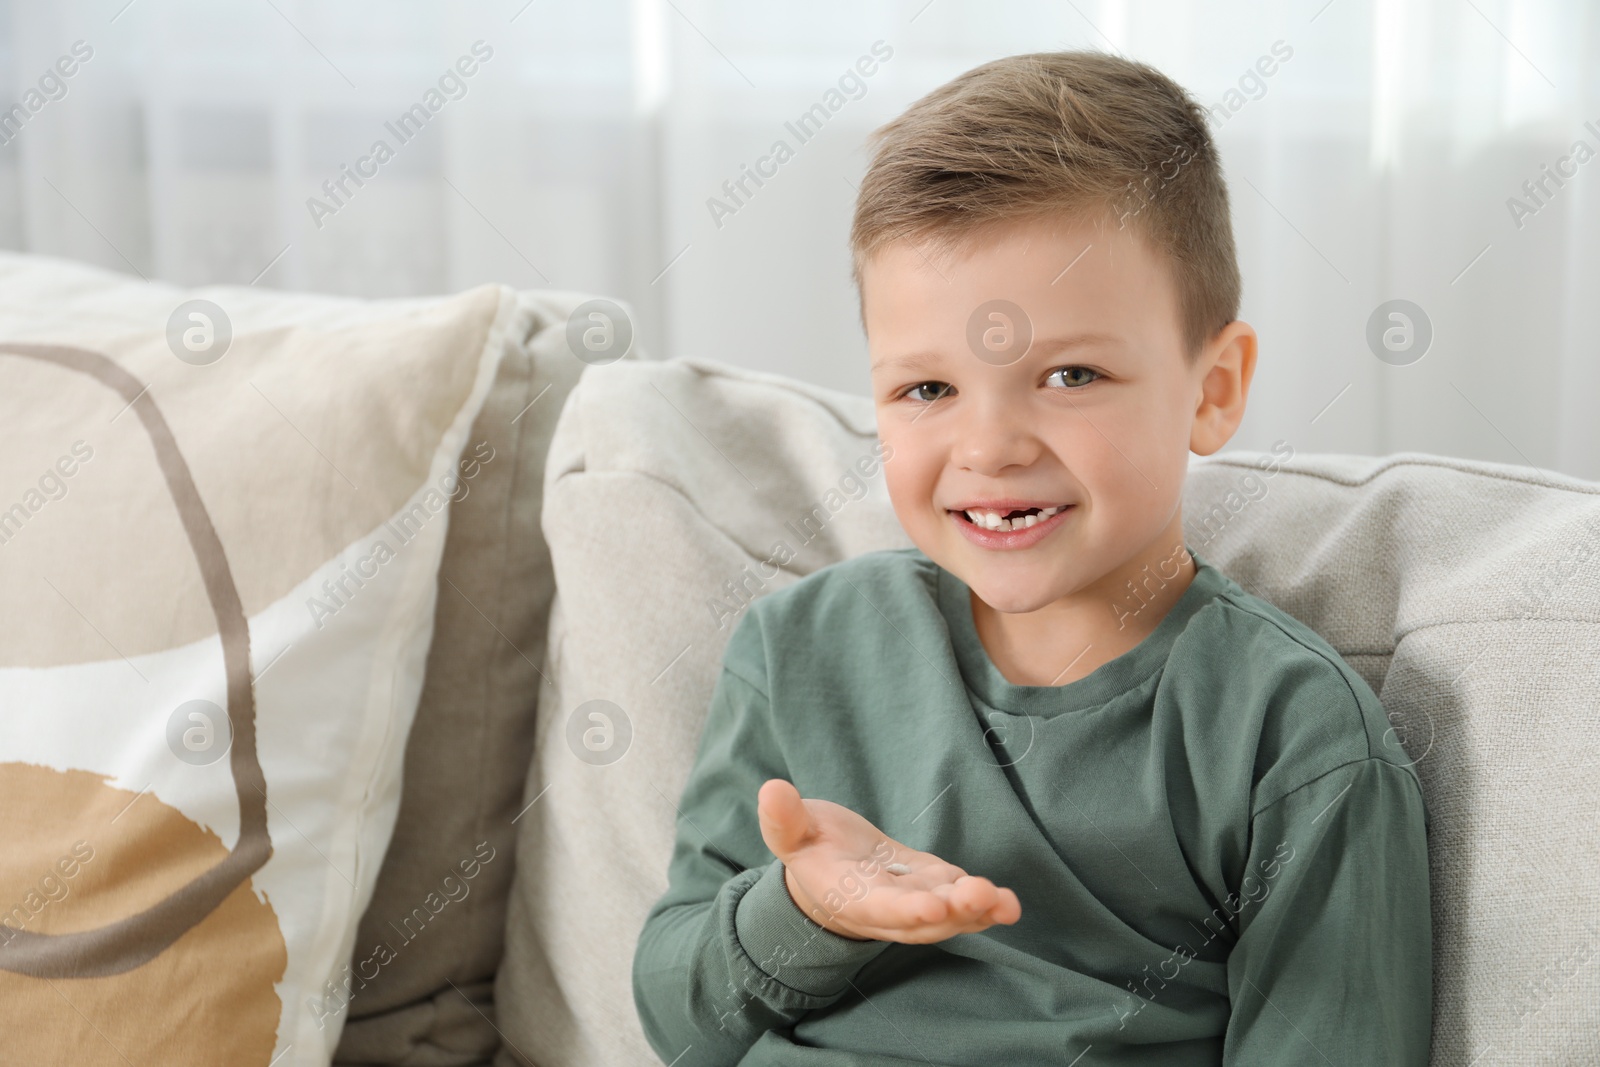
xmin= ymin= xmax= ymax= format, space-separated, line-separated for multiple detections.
xmin=499 ymin=356 xmax=1600 ymax=1067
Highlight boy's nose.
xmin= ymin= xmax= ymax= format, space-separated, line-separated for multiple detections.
xmin=953 ymin=397 xmax=1041 ymax=475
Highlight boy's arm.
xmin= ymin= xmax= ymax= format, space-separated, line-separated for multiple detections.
xmin=1222 ymin=756 xmax=1432 ymax=1066
xmin=632 ymin=614 xmax=892 ymax=1066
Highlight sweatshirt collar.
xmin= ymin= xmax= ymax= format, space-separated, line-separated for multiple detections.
xmin=935 ymin=546 xmax=1232 ymax=717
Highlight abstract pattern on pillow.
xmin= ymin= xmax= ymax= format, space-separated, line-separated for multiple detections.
xmin=0 ymin=258 xmax=514 ymax=1066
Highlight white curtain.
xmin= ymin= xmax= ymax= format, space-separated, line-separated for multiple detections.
xmin=3 ymin=0 xmax=1596 ymax=479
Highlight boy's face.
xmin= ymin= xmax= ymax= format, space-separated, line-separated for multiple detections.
xmin=863 ymin=213 xmax=1229 ymax=615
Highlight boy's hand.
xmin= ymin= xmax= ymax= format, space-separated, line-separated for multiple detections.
xmin=756 ymin=778 xmax=1022 ymax=945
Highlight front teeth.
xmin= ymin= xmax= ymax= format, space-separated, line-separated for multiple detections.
xmin=962 ymin=505 xmax=1065 ymax=532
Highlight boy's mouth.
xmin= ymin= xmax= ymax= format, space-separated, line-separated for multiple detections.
xmin=947 ymin=502 xmax=1075 ymax=550
xmin=949 ymin=503 xmax=1071 ymax=533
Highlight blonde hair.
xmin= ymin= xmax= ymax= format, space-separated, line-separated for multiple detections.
xmin=850 ymin=50 xmax=1240 ymax=359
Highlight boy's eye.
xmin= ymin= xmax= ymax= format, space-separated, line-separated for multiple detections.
xmin=897 ymin=368 xmax=1099 ymax=402
xmin=1046 ymin=366 xmax=1101 ymax=389
xmin=902 ymin=381 xmax=953 ymax=403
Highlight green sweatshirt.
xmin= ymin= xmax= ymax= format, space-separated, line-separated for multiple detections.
xmin=633 ymin=545 xmax=1432 ymax=1066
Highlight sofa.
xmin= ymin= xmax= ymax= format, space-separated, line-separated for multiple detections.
xmin=1 ymin=256 xmax=1595 ymax=1066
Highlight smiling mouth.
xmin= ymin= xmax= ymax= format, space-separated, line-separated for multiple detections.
xmin=951 ymin=504 xmax=1071 ymax=533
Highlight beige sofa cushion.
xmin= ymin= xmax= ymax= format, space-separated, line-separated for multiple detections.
xmin=496 ymin=359 xmax=910 ymax=1067
xmin=500 ymin=356 xmax=1600 ymax=1067
xmin=334 ymin=292 xmax=639 ymax=1066
xmin=0 ymin=252 xmax=513 ymax=1067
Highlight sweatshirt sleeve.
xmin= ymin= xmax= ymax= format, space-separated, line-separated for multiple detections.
xmin=1222 ymin=756 xmax=1433 ymax=1066
xmin=632 ymin=611 xmax=892 ymax=1066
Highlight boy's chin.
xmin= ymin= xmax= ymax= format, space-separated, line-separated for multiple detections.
xmin=956 ymin=564 xmax=1072 ymax=616
xmin=914 ymin=529 xmax=1091 ymax=613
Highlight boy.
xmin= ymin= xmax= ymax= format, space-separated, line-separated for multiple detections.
xmin=633 ymin=50 xmax=1431 ymax=1066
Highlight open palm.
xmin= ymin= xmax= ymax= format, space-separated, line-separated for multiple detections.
xmin=756 ymin=778 xmax=1022 ymax=945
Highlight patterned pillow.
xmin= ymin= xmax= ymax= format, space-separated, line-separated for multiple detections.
xmin=0 ymin=252 xmax=515 ymax=1066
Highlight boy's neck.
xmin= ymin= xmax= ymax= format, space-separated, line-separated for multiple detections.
xmin=968 ymin=514 xmax=1196 ymax=688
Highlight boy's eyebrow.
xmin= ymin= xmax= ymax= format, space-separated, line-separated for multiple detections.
xmin=869 ymin=350 xmax=945 ymax=373
xmin=1029 ymin=332 xmax=1123 ymax=358
xmin=870 ymin=331 xmax=1122 ymax=372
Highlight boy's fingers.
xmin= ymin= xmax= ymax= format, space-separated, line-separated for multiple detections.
xmin=871 ymin=886 xmax=951 ymax=929
xmin=756 ymin=778 xmax=812 ymax=857
xmin=992 ymin=887 xmax=1023 ymax=923
xmin=870 ymin=880 xmax=1017 ymax=937
xmin=948 ymin=875 xmax=999 ymax=914
xmin=928 ymin=872 xmax=989 ymax=900
xmin=847 ymin=890 xmax=1018 ymax=943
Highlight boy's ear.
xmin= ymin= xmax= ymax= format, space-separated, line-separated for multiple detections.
xmin=1189 ymin=320 xmax=1258 ymax=457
